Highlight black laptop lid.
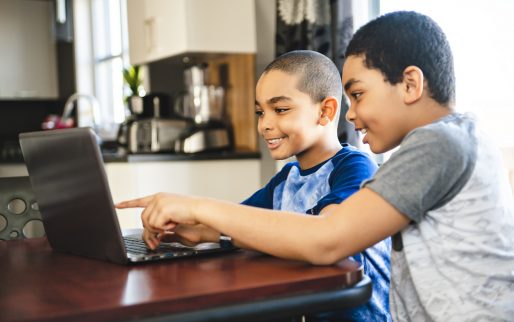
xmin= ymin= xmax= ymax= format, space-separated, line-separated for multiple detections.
xmin=19 ymin=128 xmax=128 ymax=264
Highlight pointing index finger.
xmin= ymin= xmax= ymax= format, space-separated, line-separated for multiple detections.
xmin=115 ymin=195 xmax=154 ymax=209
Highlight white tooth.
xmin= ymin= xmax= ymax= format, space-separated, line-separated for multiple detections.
xmin=361 ymin=129 xmax=367 ymax=134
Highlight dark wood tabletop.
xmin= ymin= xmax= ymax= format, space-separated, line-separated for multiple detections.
xmin=0 ymin=237 xmax=370 ymax=322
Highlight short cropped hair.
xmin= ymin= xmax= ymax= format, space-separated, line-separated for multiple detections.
xmin=263 ymin=50 xmax=343 ymax=105
xmin=345 ymin=11 xmax=455 ymax=106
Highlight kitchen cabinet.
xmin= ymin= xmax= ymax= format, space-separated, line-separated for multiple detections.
xmin=105 ymin=159 xmax=261 ymax=228
xmin=126 ymin=0 xmax=257 ymax=65
xmin=0 ymin=0 xmax=58 ymax=98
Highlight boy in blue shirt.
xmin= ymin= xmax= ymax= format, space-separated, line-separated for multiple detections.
xmin=242 ymin=50 xmax=391 ymax=321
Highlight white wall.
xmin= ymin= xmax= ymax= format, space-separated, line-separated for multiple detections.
xmin=0 ymin=0 xmax=58 ymax=98
xmin=106 ymin=160 xmax=261 ymax=229
xmin=380 ymin=0 xmax=514 ymax=148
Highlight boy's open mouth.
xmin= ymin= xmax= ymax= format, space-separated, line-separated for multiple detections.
xmin=265 ymin=137 xmax=285 ymax=149
xmin=355 ymin=128 xmax=369 ymax=145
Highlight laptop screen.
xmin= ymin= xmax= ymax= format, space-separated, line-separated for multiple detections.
xmin=19 ymin=128 xmax=128 ymax=264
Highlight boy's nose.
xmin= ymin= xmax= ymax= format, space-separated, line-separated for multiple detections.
xmin=345 ymin=105 xmax=356 ymax=124
xmin=259 ymin=114 xmax=274 ymax=132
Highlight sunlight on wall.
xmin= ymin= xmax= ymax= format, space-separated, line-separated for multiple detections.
xmin=380 ymin=0 xmax=514 ymax=148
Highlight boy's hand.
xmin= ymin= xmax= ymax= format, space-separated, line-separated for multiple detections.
xmin=141 ymin=224 xmax=218 ymax=249
xmin=173 ymin=224 xmax=220 ymax=245
xmin=116 ymin=193 xmax=201 ymax=248
xmin=140 ymin=227 xmax=199 ymax=249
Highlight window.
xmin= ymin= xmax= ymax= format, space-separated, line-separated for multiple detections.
xmin=380 ymin=0 xmax=514 ymax=148
xmin=91 ymin=0 xmax=129 ymax=125
xmin=74 ymin=0 xmax=130 ymax=141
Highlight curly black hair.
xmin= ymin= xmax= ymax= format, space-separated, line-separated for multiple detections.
xmin=345 ymin=11 xmax=455 ymax=106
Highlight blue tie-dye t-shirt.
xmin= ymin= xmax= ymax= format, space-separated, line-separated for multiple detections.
xmin=242 ymin=144 xmax=391 ymax=321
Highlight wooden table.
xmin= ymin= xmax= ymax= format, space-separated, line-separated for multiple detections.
xmin=0 ymin=237 xmax=371 ymax=322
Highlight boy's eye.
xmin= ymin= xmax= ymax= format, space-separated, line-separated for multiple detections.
xmin=274 ymin=107 xmax=289 ymax=114
xmin=351 ymin=92 xmax=362 ymax=100
xmin=255 ymin=110 xmax=264 ymax=117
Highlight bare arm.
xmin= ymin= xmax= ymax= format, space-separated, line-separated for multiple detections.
xmin=116 ymin=188 xmax=410 ymax=265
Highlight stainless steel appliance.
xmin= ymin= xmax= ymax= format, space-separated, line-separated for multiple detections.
xmin=118 ymin=93 xmax=172 ymax=149
xmin=174 ymin=121 xmax=232 ymax=153
xmin=128 ymin=118 xmax=190 ymax=153
xmin=173 ymin=64 xmax=233 ymax=153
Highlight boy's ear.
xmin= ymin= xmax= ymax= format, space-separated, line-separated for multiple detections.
xmin=402 ymin=66 xmax=424 ymax=104
xmin=319 ymin=96 xmax=339 ymax=126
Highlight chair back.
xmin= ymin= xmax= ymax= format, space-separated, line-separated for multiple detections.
xmin=0 ymin=176 xmax=45 ymax=240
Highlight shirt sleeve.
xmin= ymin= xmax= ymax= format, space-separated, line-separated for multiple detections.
xmin=310 ymin=149 xmax=378 ymax=214
xmin=363 ymin=123 xmax=477 ymax=223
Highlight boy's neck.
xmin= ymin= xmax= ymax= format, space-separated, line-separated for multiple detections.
xmin=408 ymin=100 xmax=452 ymax=130
xmin=296 ymin=135 xmax=342 ymax=170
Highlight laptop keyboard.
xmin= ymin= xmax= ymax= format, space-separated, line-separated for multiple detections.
xmin=123 ymin=235 xmax=194 ymax=255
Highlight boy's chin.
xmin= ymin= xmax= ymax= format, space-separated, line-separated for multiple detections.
xmin=369 ymin=143 xmax=398 ymax=154
xmin=369 ymin=146 xmax=386 ymax=154
xmin=269 ymin=151 xmax=294 ymax=161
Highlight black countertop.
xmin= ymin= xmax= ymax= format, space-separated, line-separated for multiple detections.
xmin=102 ymin=149 xmax=261 ymax=163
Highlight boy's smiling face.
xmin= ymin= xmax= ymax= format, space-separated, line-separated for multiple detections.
xmin=342 ymin=55 xmax=410 ymax=154
xmin=255 ymin=70 xmax=326 ymax=165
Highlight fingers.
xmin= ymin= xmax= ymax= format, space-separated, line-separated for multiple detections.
xmin=115 ymin=195 xmax=154 ymax=209
xmin=140 ymin=194 xmax=177 ymax=233
xmin=161 ymin=227 xmax=197 ymax=247
xmin=142 ymin=228 xmax=160 ymax=250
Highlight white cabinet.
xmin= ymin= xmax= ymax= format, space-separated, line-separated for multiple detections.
xmin=0 ymin=0 xmax=58 ymax=98
xmin=126 ymin=0 xmax=257 ymax=65
xmin=105 ymin=159 xmax=261 ymax=229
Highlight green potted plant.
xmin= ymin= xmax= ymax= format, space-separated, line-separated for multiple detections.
xmin=118 ymin=65 xmax=145 ymax=147
xmin=122 ymin=65 xmax=145 ymax=115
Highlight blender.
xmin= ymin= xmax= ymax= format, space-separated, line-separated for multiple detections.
xmin=174 ymin=64 xmax=233 ymax=153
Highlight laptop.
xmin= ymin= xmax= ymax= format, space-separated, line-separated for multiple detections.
xmin=19 ymin=127 xmax=234 ymax=264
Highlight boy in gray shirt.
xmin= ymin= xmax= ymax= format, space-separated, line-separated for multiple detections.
xmin=343 ymin=11 xmax=514 ymax=321
xmin=118 ymin=11 xmax=514 ymax=321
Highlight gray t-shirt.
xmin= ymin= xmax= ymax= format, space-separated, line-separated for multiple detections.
xmin=364 ymin=113 xmax=514 ymax=321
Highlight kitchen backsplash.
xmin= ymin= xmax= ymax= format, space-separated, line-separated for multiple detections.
xmin=0 ymin=99 xmax=64 ymax=162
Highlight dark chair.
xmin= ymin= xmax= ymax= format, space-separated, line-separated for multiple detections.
xmin=0 ymin=176 xmax=45 ymax=240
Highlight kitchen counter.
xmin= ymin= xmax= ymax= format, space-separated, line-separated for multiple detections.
xmin=0 ymin=146 xmax=261 ymax=183
xmin=102 ymin=148 xmax=261 ymax=163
